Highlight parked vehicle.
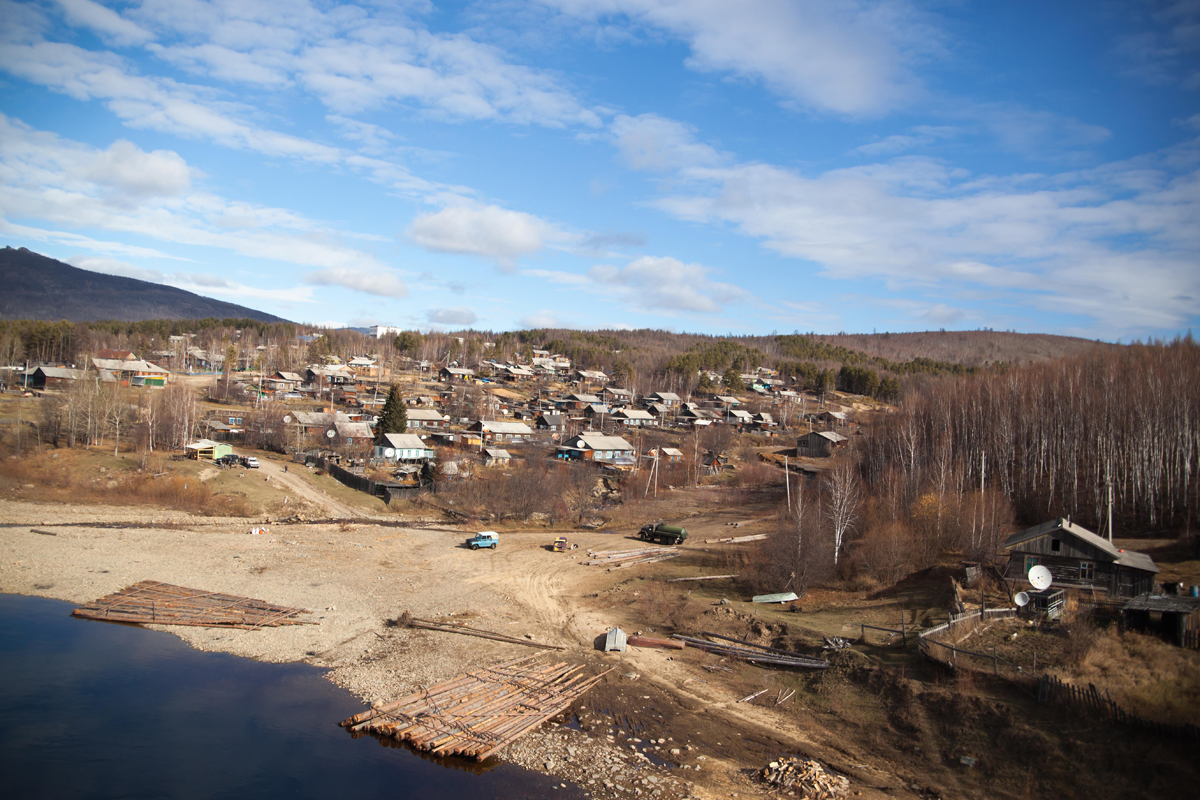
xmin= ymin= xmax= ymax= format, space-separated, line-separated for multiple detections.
xmin=245 ymin=457 xmax=260 ymax=469
xmin=637 ymin=523 xmax=688 ymax=545
xmin=215 ymin=455 xmax=239 ymax=468
xmin=467 ymin=531 xmax=499 ymax=550
xmin=552 ymin=537 xmax=577 ymax=552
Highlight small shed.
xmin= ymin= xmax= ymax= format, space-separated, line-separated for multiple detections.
xmin=796 ymin=430 xmax=848 ymax=458
xmin=1123 ymin=593 xmax=1200 ymax=648
xmin=482 ymin=448 xmax=512 ymax=467
xmin=185 ymin=439 xmax=232 ymax=461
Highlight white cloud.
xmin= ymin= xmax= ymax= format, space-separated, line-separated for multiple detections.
xmin=610 ymin=113 xmax=724 ymax=171
xmin=426 ymin=307 xmax=478 ymax=325
xmin=519 ymin=311 xmax=573 ymax=328
xmin=67 ymin=253 xmax=316 ymax=304
xmin=589 ymin=255 xmax=749 ymax=313
xmin=0 ymin=115 xmax=390 ymax=274
xmin=543 ymin=0 xmax=941 ymax=115
xmin=409 ymin=204 xmax=558 ymax=265
xmin=613 ymin=111 xmax=1200 ymax=334
xmin=305 ymin=268 xmax=408 ymax=299
xmin=68 ymin=255 xmax=164 ymax=283
xmin=54 ymin=0 xmax=154 ymax=47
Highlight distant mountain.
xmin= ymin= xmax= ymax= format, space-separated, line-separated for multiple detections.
xmin=0 ymin=247 xmax=286 ymax=323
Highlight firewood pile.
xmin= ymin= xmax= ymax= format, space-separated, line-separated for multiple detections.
xmin=757 ymin=758 xmax=850 ymax=799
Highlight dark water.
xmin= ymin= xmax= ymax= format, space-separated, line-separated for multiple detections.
xmin=0 ymin=593 xmax=585 ymax=799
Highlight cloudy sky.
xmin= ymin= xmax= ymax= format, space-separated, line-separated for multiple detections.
xmin=1 ymin=0 xmax=1197 ymax=339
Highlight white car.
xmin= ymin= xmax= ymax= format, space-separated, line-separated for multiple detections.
xmin=245 ymin=457 xmax=260 ymax=469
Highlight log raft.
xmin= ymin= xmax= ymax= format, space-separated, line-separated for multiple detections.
xmin=340 ymin=654 xmax=614 ymax=760
xmin=72 ymin=580 xmax=315 ymax=629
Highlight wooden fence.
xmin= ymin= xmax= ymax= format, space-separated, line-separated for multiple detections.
xmin=300 ymin=454 xmax=430 ymax=503
xmin=1185 ymin=630 xmax=1200 ymax=651
xmin=918 ymin=608 xmax=1025 ymax=679
xmin=1036 ymin=674 xmax=1200 ymax=740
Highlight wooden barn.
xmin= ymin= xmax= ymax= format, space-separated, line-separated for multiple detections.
xmin=1123 ymin=593 xmax=1200 ymax=649
xmin=1003 ymin=518 xmax=1158 ymax=598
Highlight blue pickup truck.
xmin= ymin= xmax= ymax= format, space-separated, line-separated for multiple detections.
xmin=466 ymin=531 xmax=499 ymax=550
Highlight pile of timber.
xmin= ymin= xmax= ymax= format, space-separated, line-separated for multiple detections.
xmin=758 ymin=757 xmax=850 ymax=798
xmin=705 ymin=533 xmax=769 ymax=544
xmin=73 ymin=580 xmax=315 ymax=629
xmin=340 ymin=653 xmax=614 ymax=760
xmin=582 ymin=545 xmax=681 ymax=568
xmin=672 ymin=632 xmax=829 ymax=669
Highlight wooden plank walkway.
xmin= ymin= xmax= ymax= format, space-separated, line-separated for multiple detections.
xmin=73 ymin=580 xmax=316 ymax=629
xmin=340 ymin=653 xmax=614 ymax=760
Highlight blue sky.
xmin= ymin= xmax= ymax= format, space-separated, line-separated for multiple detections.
xmin=1 ymin=0 xmax=1197 ymax=340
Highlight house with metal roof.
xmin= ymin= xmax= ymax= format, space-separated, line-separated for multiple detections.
xmin=439 ymin=366 xmax=476 ymax=382
xmin=374 ymin=433 xmax=434 ymax=462
xmin=467 ymin=420 xmax=533 ymax=442
xmin=481 ymin=448 xmax=513 ymax=467
xmin=407 ymin=408 xmax=449 ymax=429
xmin=612 ymin=408 xmax=657 ymax=426
xmin=646 ymin=391 xmax=681 ymax=407
xmin=535 ymin=413 xmax=565 ymax=432
xmin=796 ymin=430 xmax=848 ymax=458
xmin=557 ymin=433 xmax=637 ymax=467
xmin=27 ymin=366 xmax=84 ymax=389
xmin=1003 ymin=518 xmax=1159 ymax=598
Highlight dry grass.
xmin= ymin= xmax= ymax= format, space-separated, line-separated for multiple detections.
xmin=0 ymin=446 xmax=252 ymax=517
xmin=1070 ymin=626 xmax=1200 ymax=726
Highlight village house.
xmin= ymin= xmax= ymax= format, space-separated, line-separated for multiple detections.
xmin=818 ymin=410 xmax=849 ymax=426
xmin=558 ymin=393 xmax=601 ymax=410
xmin=728 ymin=408 xmax=753 ymax=426
xmin=645 ymin=391 xmax=681 ymax=408
xmin=374 ymin=433 xmax=434 ymax=463
xmin=556 ymin=432 xmax=637 ymax=467
xmin=1003 ymin=518 xmax=1159 ymax=598
xmin=499 ymin=365 xmax=535 ymax=382
xmin=575 ymin=369 xmax=609 ymax=384
xmin=439 ymin=366 xmax=476 ymax=383
xmin=611 ymin=408 xmax=657 ymax=427
xmin=92 ymin=357 xmax=170 ymax=387
xmin=481 ymin=448 xmax=513 ymax=468
xmin=646 ymin=402 xmax=671 ymax=421
xmin=467 ymin=420 xmax=534 ymax=443
xmin=753 ymin=412 xmax=777 ymax=429
xmin=796 ymin=430 xmax=848 ymax=458
xmin=583 ymin=403 xmax=611 ymax=422
xmin=600 ymin=386 xmax=634 ymax=405
xmin=26 ymin=366 xmax=84 ymax=390
xmin=536 ymin=413 xmax=565 ymax=432
xmin=406 ymin=408 xmax=449 ymax=430
xmin=646 ymin=446 xmax=683 ymax=463
xmin=347 ymin=356 xmax=381 ymax=379
xmin=715 ymin=395 xmax=742 ymax=408
xmin=332 ymin=420 xmax=374 ymax=448
xmin=306 ymin=365 xmax=354 ymax=389
xmin=267 ymin=371 xmax=305 ymax=393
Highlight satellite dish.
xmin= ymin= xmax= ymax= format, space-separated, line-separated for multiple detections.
xmin=282 ymin=415 xmax=292 ymax=424
xmin=383 ymin=448 xmax=396 ymax=458
xmin=326 ymin=429 xmax=337 ymax=439
xmin=1029 ymin=565 xmax=1053 ymax=591
xmin=1014 ymin=592 xmax=1030 ymax=608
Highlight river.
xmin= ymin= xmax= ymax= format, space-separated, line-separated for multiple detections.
xmin=0 ymin=593 xmax=586 ymax=799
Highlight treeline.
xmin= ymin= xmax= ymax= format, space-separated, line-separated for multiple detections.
xmin=861 ymin=337 xmax=1200 ymax=534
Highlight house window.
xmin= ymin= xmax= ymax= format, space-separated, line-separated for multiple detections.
xmin=1024 ymin=556 xmax=1039 ymax=573
xmin=229 ymin=417 xmax=242 ymax=425
xmin=604 ymin=451 xmax=612 ymax=460
xmin=1079 ymin=562 xmax=1095 ymax=581
xmin=1051 ymin=539 xmax=1061 ymax=553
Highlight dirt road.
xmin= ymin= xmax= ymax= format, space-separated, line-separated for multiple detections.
xmin=254 ymin=456 xmax=365 ymax=519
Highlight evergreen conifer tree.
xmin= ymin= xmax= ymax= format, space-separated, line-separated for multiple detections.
xmin=376 ymin=384 xmax=408 ymax=442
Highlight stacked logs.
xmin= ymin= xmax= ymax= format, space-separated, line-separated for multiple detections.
xmin=582 ymin=546 xmax=681 ymax=568
xmin=72 ymin=580 xmax=315 ymax=629
xmin=339 ymin=653 xmax=613 ymax=761
xmin=757 ymin=758 xmax=850 ymax=799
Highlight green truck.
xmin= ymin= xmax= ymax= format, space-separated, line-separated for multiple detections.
xmin=638 ymin=523 xmax=688 ymax=545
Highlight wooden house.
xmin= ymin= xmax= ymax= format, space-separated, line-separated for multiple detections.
xmin=27 ymin=366 xmax=83 ymax=389
xmin=536 ymin=413 xmax=565 ymax=432
xmin=611 ymin=408 xmax=657 ymax=427
xmin=556 ymin=433 xmax=636 ymax=467
xmin=407 ymin=408 xmax=449 ymax=430
xmin=481 ymin=448 xmax=513 ymax=467
xmin=1002 ymin=518 xmax=1159 ymax=598
xmin=796 ymin=430 xmax=847 ymax=457
xmin=374 ymin=433 xmax=433 ymax=463
xmin=467 ymin=420 xmax=533 ymax=443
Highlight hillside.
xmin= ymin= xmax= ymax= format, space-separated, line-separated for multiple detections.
xmin=809 ymin=330 xmax=1111 ymax=366
xmin=0 ymin=247 xmax=285 ymax=323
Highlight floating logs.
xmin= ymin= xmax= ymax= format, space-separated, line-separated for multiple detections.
xmin=72 ymin=580 xmax=316 ymax=629
xmin=340 ymin=653 xmax=614 ymax=761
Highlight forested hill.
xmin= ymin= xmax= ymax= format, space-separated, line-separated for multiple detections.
xmin=0 ymin=247 xmax=285 ymax=323
xmin=809 ymin=330 xmax=1110 ymax=367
